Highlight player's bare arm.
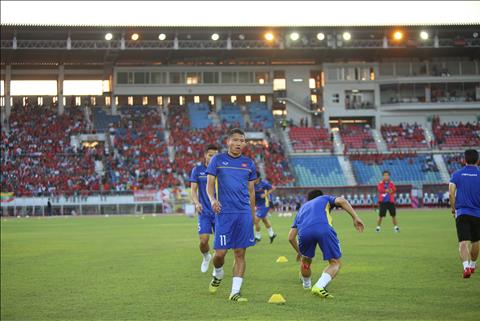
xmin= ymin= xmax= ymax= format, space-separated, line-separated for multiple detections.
xmin=448 ymin=182 xmax=456 ymax=215
xmin=207 ymin=174 xmax=221 ymax=214
xmin=334 ymin=197 xmax=365 ymax=232
xmin=248 ymin=180 xmax=256 ymax=222
xmin=191 ymin=182 xmax=203 ymax=213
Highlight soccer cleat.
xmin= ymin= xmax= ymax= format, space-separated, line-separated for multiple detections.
xmin=229 ymin=292 xmax=248 ymax=302
xmin=209 ymin=276 xmax=222 ymax=293
xmin=201 ymin=253 xmax=212 ymax=273
xmin=311 ymin=286 xmax=334 ymax=299
xmin=269 ymin=233 xmax=277 ymax=244
xmin=255 ymin=237 xmax=261 ymax=242
xmin=303 ymin=284 xmax=312 ymax=290
xmin=463 ymin=268 xmax=472 ymax=279
xmin=375 ymin=227 xmax=381 ymax=232
xmin=394 ymin=226 xmax=400 ymax=233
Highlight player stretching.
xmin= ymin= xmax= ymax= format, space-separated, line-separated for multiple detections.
xmin=206 ymin=128 xmax=257 ymax=302
xmin=190 ymin=144 xmax=219 ymax=273
xmin=376 ymin=170 xmax=400 ymax=232
xmin=253 ymin=174 xmax=277 ymax=243
xmin=449 ymin=149 xmax=480 ymax=278
xmin=288 ymin=190 xmax=364 ymax=298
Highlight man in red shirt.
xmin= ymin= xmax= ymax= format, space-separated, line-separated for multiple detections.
xmin=376 ymin=170 xmax=400 ymax=232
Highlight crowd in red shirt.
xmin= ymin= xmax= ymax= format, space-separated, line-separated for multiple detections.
xmin=107 ymin=107 xmax=178 ymax=191
xmin=1 ymin=105 xmax=103 ymax=197
xmin=1 ymin=103 xmax=297 ymax=197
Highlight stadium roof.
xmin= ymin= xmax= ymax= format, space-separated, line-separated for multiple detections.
xmin=1 ymin=1 xmax=479 ymax=27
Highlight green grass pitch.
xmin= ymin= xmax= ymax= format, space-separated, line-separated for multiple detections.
xmin=1 ymin=210 xmax=479 ymax=321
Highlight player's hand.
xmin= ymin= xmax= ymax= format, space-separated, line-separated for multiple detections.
xmin=451 ymin=208 xmax=456 ymax=216
xmin=211 ymin=199 xmax=221 ymax=214
xmin=261 ymin=194 xmax=266 ymax=199
xmin=296 ymin=253 xmax=301 ymax=262
xmin=353 ymin=217 xmax=365 ymax=232
xmin=195 ymin=203 xmax=203 ymax=213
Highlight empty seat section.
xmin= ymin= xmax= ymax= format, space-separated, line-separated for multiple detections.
xmin=218 ymin=104 xmax=244 ymax=127
xmin=350 ymin=154 xmax=443 ymax=185
xmin=291 ymin=156 xmax=347 ymax=186
xmin=187 ymin=103 xmax=213 ymax=129
xmin=247 ymin=102 xmax=274 ymax=128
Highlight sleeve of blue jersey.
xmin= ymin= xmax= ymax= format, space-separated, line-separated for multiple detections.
xmin=189 ymin=166 xmax=198 ymax=183
xmin=248 ymin=160 xmax=257 ymax=181
xmin=264 ymin=180 xmax=273 ymax=190
xmin=449 ymin=171 xmax=458 ymax=185
xmin=291 ymin=212 xmax=299 ymax=228
xmin=327 ymin=195 xmax=337 ymax=207
xmin=206 ymin=155 xmax=218 ymax=176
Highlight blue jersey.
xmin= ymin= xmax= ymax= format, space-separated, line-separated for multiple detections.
xmin=206 ymin=152 xmax=257 ymax=214
xmin=254 ymin=180 xmax=273 ymax=208
xmin=292 ymin=195 xmax=337 ymax=230
xmin=190 ymin=163 xmax=214 ymax=216
xmin=450 ymin=165 xmax=480 ymax=218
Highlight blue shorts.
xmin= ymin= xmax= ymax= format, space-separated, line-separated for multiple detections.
xmin=214 ymin=213 xmax=256 ymax=249
xmin=255 ymin=206 xmax=270 ymax=219
xmin=198 ymin=212 xmax=215 ymax=235
xmin=298 ymin=225 xmax=342 ymax=260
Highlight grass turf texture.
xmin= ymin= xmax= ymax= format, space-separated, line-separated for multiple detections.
xmin=1 ymin=210 xmax=478 ymax=321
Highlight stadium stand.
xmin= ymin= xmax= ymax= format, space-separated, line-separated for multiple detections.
xmin=218 ymin=104 xmax=244 ymax=128
xmin=107 ymin=107 xmax=174 ymax=190
xmin=339 ymin=124 xmax=377 ymax=151
xmin=187 ymin=102 xmax=213 ymax=129
xmin=291 ymin=156 xmax=347 ymax=186
xmin=381 ymin=123 xmax=429 ymax=149
xmin=289 ymin=127 xmax=333 ymax=152
xmin=243 ymin=139 xmax=295 ymax=187
xmin=93 ymin=108 xmax=121 ymax=132
xmin=349 ymin=152 xmax=443 ymax=185
xmin=443 ymin=153 xmax=464 ymax=174
xmin=432 ymin=116 xmax=480 ymax=149
xmin=247 ymin=102 xmax=274 ymax=128
xmin=1 ymin=105 xmax=103 ymax=197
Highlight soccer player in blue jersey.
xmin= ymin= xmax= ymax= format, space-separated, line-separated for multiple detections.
xmin=449 ymin=149 xmax=480 ymax=279
xmin=288 ymin=190 xmax=364 ymax=298
xmin=206 ymin=128 xmax=257 ymax=302
xmin=253 ymin=174 xmax=277 ymax=243
xmin=190 ymin=144 xmax=219 ymax=273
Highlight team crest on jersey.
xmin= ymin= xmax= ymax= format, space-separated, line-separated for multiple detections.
xmin=241 ymin=163 xmax=248 ymax=168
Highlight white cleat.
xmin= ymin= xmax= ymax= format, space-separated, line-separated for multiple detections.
xmin=201 ymin=253 xmax=212 ymax=273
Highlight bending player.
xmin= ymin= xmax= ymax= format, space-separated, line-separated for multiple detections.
xmin=288 ymin=190 xmax=364 ymax=298
xmin=206 ymin=129 xmax=257 ymax=302
xmin=253 ymin=174 xmax=277 ymax=243
xmin=190 ymin=144 xmax=219 ymax=273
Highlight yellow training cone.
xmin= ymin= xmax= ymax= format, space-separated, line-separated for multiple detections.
xmin=268 ymin=294 xmax=286 ymax=304
xmin=276 ymin=256 xmax=288 ymax=263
